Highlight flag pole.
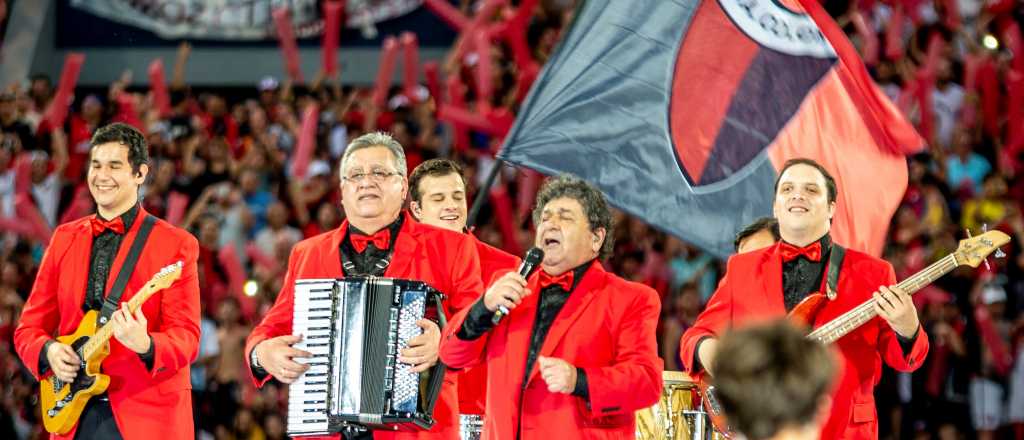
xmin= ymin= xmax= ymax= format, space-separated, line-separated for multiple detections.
xmin=467 ymin=159 xmax=503 ymax=229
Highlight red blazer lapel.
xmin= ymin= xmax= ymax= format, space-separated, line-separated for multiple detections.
xmin=759 ymin=242 xmax=786 ymax=314
xmin=527 ymin=261 xmax=604 ymax=386
xmin=64 ymin=220 xmax=96 ymax=327
xmin=385 ymin=217 xmax=423 ymax=280
xmin=102 ymin=208 xmax=150 ymax=299
xmin=322 ymin=221 xmax=346 ymax=276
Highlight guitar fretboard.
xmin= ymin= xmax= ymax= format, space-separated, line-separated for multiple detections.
xmin=807 ymin=254 xmax=959 ymax=344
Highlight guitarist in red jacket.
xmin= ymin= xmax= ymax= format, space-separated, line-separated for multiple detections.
xmin=679 ymin=158 xmax=929 ymax=439
xmin=408 ymin=159 xmax=520 ymax=420
xmin=14 ymin=122 xmax=201 ymax=440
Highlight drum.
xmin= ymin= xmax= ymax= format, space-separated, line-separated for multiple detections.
xmin=460 ymin=414 xmax=484 ymax=440
xmin=635 ymin=371 xmax=726 ymax=440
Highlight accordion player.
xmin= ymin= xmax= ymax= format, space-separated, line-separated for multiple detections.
xmin=287 ymin=277 xmax=448 ymax=437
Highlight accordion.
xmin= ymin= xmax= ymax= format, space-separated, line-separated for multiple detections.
xmin=287 ymin=277 xmax=447 ymax=437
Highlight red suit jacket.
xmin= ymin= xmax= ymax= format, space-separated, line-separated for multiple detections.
xmin=679 ymin=242 xmax=929 ymax=439
xmin=439 ymin=261 xmax=663 ymax=440
xmin=456 ymin=235 xmax=519 ymax=415
xmin=14 ymin=209 xmax=201 ymax=440
xmin=245 ymin=214 xmax=483 ymax=440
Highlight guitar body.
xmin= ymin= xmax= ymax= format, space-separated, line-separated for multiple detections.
xmin=40 ymin=310 xmax=111 ymax=435
xmin=787 ymin=292 xmax=829 ymax=327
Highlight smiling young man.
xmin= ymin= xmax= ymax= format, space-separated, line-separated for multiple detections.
xmin=408 ymin=159 xmax=519 ymax=418
xmin=439 ymin=175 xmax=663 ymax=440
xmin=245 ymin=132 xmax=483 ymax=440
xmin=15 ymin=122 xmax=201 ymax=440
xmin=679 ymin=158 xmax=929 ymax=439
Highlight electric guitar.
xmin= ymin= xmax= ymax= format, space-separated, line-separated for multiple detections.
xmin=698 ymin=230 xmax=1011 ymax=438
xmin=40 ymin=261 xmax=182 ymax=434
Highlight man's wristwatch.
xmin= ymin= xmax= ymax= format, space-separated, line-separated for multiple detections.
xmin=250 ymin=345 xmax=262 ymax=369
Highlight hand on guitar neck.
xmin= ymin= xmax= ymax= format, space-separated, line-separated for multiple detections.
xmin=871 ymin=285 xmax=920 ymax=338
xmin=110 ymin=301 xmax=153 ymax=353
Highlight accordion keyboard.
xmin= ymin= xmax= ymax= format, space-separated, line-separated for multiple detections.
xmin=287 ymin=279 xmax=337 ymax=436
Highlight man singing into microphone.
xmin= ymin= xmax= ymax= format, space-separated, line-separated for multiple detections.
xmin=408 ymin=159 xmax=519 ymax=420
xmin=439 ymin=175 xmax=663 ymax=440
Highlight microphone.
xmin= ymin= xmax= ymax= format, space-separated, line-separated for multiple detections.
xmin=491 ymin=247 xmax=544 ymax=325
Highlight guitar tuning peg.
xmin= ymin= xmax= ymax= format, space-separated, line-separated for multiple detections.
xmin=995 ymin=248 xmax=1007 ymax=259
xmin=965 ymin=229 xmax=973 ymax=238
xmin=983 ymin=258 xmax=991 ymax=271
xmin=982 ymin=223 xmax=989 ymax=233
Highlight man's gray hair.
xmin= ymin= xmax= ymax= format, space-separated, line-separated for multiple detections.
xmin=339 ymin=131 xmax=407 ymax=177
xmin=532 ymin=174 xmax=615 ymax=260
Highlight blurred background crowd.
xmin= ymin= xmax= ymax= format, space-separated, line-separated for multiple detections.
xmin=1 ymin=0 xmax=1023 ymax=439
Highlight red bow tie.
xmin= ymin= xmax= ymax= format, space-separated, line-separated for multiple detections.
xmin=538 ymin=270 xmax=574 ymax=291
xmin=779 ymin=241 xmax=822 ymax=262
xmin=350 ymin=229 xmax=391 ymax=253
xmin=90 ymin=216 xmax=125 ymax=237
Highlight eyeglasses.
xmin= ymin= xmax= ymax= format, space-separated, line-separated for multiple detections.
xmin=343 ymin=170 xmax=401 ymax=183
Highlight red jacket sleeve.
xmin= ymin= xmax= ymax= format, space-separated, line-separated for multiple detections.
xmin=147 ymin=233 xmax=202 ymax=379
xmin=679 ymin=261 xmax=734 ymax=374
xmin=444 ymin=234 xmax=484 ymax=314
xmin=244 ymin=243 xmax=303 ymax=387
xmin=13 ymin=227 xmax=69 ymax=380
xmin=439 ymin=303 xmax=491 ymax=371
xmin=875 ymin=263 xmax=929 ymax=371
xmin=580 ymin=284 xmax=663 ymax=419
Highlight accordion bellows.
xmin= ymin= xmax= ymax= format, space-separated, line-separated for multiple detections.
xmin=287 ymin=277 xmax=446 ymax=437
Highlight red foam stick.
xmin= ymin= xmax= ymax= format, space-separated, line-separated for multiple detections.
xmin=322 ymin=1 xmax=344 ymax=76
xmin=218 ymin=243 xmax=247 ymax=295
xmin=15 ymin=193 xmax=51 ymax=244
xmin=165 ymin=191 xmax=189 ymax=226
xmin=489 ymin=184 xmax=522 ymax=257
xmin=245 ymin=243 xmax=280 ymax=273
xmin=290 ymin=104 xmax=320 ymax=180
xmin=422 ymin=0 xmax=469 ymax=31
xmin=515 ymin=168 xmax=542 ymax=222
xmin=437 ymin=104 xmax=507 ymax=137
xmin=921 ymin=32 xmax=945 ymax=77
xmin=218 ymin=244 xmax=256 ymax=319
xmin=148 ymin=58 xmax=172 ymax=117
xmin=13 ymin=153 xmax=32 ymax=196
xmin=850 ymin=11 xmax=879 ymax=65
xmin=915 ymin=71 xmax=935 ymax=143
xmin=1006 ymin=69 xmax=1024 ymax=153
xmin=885 ymin=6 xmax=905 ymax=61
xmin=424 ymin=61 xmax=441 ymax=103
xmin=445 ymin=76 xmax=471 ymax=151
xmin=59 ymin=185 xmax=94 ymax=225
xmin=372 ymin=37 xmax=400 ymax=109
xmin=43 ymin=53 xmax=85 ymax=130
xmin=977 ymin=58 xmax=1001 ymax=139
xmin=514 ymin=62 xmax=540 ymax=104
xmin=1002 ymin=20 xmax=1024 ymax=73
xmin=473 ymin=29 xmax=494 ymax=111
xmin=940 ymin=0 xmax=961 ymax=29
xmin=401 ymin=32 xmax=421 ymax=102
xmin=0 ymin=216 xmax=38 ymax=239
xmin=272 ymin=7 xmax=305 ymax=83
xmin=986 ymin=0 xmax=1016 ymax=15
xmin=960 ymin=53 xmax=984 ymax=127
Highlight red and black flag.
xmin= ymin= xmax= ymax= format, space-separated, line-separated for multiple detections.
xmin=499 ymin=0 xmax=923 ymax=257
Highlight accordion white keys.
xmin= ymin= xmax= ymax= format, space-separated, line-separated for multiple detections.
xmin=288 ymin=277 xmax=447 ymax=437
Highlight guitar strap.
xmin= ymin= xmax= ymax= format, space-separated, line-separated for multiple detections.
xmin=825 ymin=243 xmax=846 ymax=300
xmin=97 ymin=215 xmax=156 ymax=326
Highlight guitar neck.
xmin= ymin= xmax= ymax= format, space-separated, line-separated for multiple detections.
xmin=807 ymin=254 xmax=959 ymax=345
xmin=80 ymin=281 xmax=161 ymax=359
